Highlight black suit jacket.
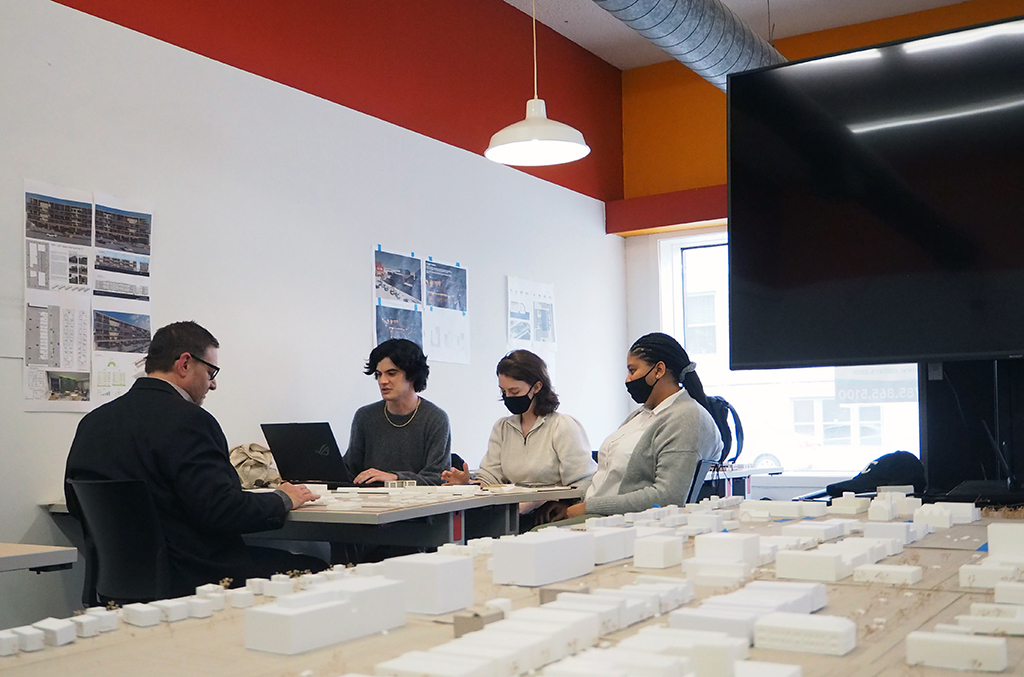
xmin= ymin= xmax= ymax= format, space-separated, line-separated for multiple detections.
xmin=65 ymin=378 xmax=287 ymax=595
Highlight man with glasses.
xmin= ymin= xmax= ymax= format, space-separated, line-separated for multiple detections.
xmin=66 ymin=320 xmax=325 ymax=598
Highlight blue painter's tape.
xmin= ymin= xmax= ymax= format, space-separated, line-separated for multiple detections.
xmin=456 ymin=262 xmax=460 ymax=267
xmin=414 ymin=304 xmax=418 ymax=311
xmin=429 ymin=256 xmax=433 ymax=261
xmin=377 ymin=244 xmax=381 ymax=251
xmin=978 ymin=543 xmax=989 ymax=552
xmin=411 ymin=252 xmax=415 ymax=258
xmin=377 ymin=298 xmax=381 ymax=306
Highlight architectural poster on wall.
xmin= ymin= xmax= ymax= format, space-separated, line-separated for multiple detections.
xmin=423 ymin=257 xmax=470 ymax=365
xmin=374 ymin=247 xmax=423 ymax=347
xmin=507 ymin=276 xmax=557 ymax=354
xmin=22 ymin=180 xmax=152 ymax=412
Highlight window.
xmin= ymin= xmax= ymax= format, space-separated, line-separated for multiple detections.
xmin=658 ymin=227 xmax=920 ymax=472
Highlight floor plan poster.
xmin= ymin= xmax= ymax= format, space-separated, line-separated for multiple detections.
xmin=423 ymin=258 xmax=470 ymax=364
xmin=507 ymin=277 xmax=557 ymax=353
xmin=23 ymin=181 xmax=94 ymax=412
xmin=91 ymin=193 xmax=153 ymax=406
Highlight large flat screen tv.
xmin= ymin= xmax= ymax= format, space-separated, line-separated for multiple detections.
xmin=728 ymin=16 xmax=1024 ymax=370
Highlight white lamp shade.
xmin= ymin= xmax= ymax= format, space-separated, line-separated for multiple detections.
xmin=485 ymin=98 xmax=590 ymax=167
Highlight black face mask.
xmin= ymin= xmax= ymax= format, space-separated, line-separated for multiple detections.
xmin=625 ymin=365 xmax=659 ymax=404
xmin=503 ymin=392 xmax=533 ymax=415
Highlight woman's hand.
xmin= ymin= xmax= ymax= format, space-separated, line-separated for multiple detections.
xmin=441 ymin=462 xmax=471 ymax=485
xmin=565 ymin=502 xmax=587 ymax=519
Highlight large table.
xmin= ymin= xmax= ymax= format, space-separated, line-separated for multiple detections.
xmin=0 ymin=543 xmax=77 ymax=573
xmin=5 ymin=517 xmax=1019 ymax=676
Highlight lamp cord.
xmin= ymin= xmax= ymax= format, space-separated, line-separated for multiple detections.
xmin=532 ymin=0 xmax=538 ymax=99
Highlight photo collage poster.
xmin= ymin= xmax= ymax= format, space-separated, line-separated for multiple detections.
xmin=507 ymin=276 xmax=558 ymax=381
xmin=23 ymin=180 xmax=153 ymax=412
xmin=373 ymin=247 xmax=470 ymax=364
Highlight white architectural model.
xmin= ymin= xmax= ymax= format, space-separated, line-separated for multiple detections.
xmin=588 ymin=527 xmax=635 ymax=563
xmin=31 ymin=617 xmax=76 ymax=647
xmin=734 ymin=660 xmax=802 ymax=677
xmin=913 ymin=504 xmax=953 ymax=529
xmin=853 ymin=564 xmax=923 ymax=585
xmin=906 ymin=631 xmax=1007 ymax=672
xmin=228 ymin=588 xmax=255 ymax=608
xmin=10 ymin=626 xmax=44 ymax=652
xmin=633 ymin=535 xmax=684 ymax=569
xmin=827 ymin=493 xmax=869 ymax=515
xmin=988 ymin=522 xmax=1024 ymax=563
xmin=959 ymin=562 xmax=1020 ymax=589
xmin=68 ymin=614 xmax=100 ymax=638
xmin=84 ymin=607 xmax=119 ymax=632
xmin=0 ymin=630 xmax=18 ymax=656
xmin=934 ymin=501 xmax=981 ymax=524
xmin=754 ymin=612 xmax=856 ymax=656
xmin=122 ymin=602 xmax=162 ymax=627
xmin=617 ymin=626 xmax=749 ymax=676
xmin=187 ymin=597 xmax=214 ymax=618
xmin=376 ymin=650 xmax=494 ymax=677
xmin=382 ymin=552 xmax=474 ymax=615
xmin=995 ymin=581 xmax=1024 ymax=605
xmin=774 ymin=550 xmax=851 ymax=582
xmin=779 ymin=522 xmax=844 ymax=543
xmin=491 ymin=530 xmax=595 ymax=587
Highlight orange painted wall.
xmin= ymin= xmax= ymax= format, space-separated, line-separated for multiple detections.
xmin=622 ymin=0 xmax=1024 ymax=200
xmin=53 ymin=0 xmax=624 ymax=202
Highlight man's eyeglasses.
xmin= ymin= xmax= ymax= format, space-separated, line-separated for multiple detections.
xmin=186 ymin=353 xmax=220 ymax=380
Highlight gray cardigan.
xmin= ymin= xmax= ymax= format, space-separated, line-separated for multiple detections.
xmin=586 ymin=390 xmax=723 ymax=515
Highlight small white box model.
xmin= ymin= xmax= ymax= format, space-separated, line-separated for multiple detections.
xmin=576 ymin=647 xmax=691 ymax=677
xmin=84 ymin=607 xmax=119 ymax=632
xmin=263 ymin=579 xmax=297 ymax=597
xmin=588 ymin=528 xmax=632 ymax=564
xmin=246 ymin=577 xmax=268 ymax=594
xmin=375 ymin=650 xmax=494 ymax=677
xmin=828 ymin=493 xmax=869 ymax=515
xmin=994 ymin=581 xmax=1024 ymax=605
xmin=853 ymin=564 xmax=923 ymax=585
xmin=591 ymin=588 xmax=659 ymax=620
xmin=382 ymin=553 xmax=473 ymax=615
xmin=196 ymin=583 xmax=223 ymax=597
xmin=431 ymin=637 xmax=532 ymax=677
xmin=955 ymin=614 xmax=1024 ymax=635
xmin=754 ymin=612 xmax=856 ymax=656
xmin=682 ymin=558 xmax=754 ymax=587
xmin=508 ymin=607 xmax=601 ymax=654
xmin=466 ymin=624 xmax=557 ymax=670
xmin=779 ymin=522 xmax=844 ymax=543
xmin=734 ymin=660 xmax=802 ymax=677
xmin=482 ymin=619 xmax=574 ymax=663
xmin=32 ymin=617 xmax=76 ymax=646
xmin=206 ymin=591 xmax=226 ymax=611
xmin=913 ymin=504 xmax=953 ymax=529
xmin=694 ymin=532 xmax=760 ymax=565
xmin=629 ymin=581 xmax=694 ymax=611
xmin=744 ymin=581 xmax=827 ymax=612
xmin=69 ymin=614 xmax=100 ymax=638
xmin=934 ymin=501 xmax=981 ymax=524
xmin=0 ymin=630 xmax=19 ymax=656
xmin=11 ymin=626 xmax=44 ymax=652
xmin=633 ymin=536 xmax=684 ymax=569
xmin=545 ymin=599 xmax=624 ymax=634
xmin=862 ymin=521 xmax=914 ymax=546
xmin=542 ymin=657 xmax=628 ymax=677
xmin=670 ymin=607 xmax=759 ymax=643
xmin=959 ymin=563 xmax=1020 ymax=589
xmin=247 ymin=595 xmax=358 ymax=655
xmin=988 ymin=522 xmax=1024 ymax=563
xmin=188 ymin=597 xmax=214 ymax=618
xmin=702 ymin=587 xmax=814 ymax=615
xmin=867 ymin=497 xmax=896 ymax=522
xmin=491 ymin=530 xmax=595 ymax=587
xmin=906 ymin=631 xmax=1007 ymax=672
xmin=585 ymin=593 xmax=651 ymax=626
xmin=687 ymin=513 xmax=724 ymax=532
xmin=774 ymin=550 xmax=851 ymax=582
xmin=228 ymin=588 xmax=255 ymax=608
xmin=620 ymin=626 xmax=749 ymax=675
xmin=151 ymin=598 xmax=190 ymax=622
xmin=123 ymin=602 xmax=163 ymax=627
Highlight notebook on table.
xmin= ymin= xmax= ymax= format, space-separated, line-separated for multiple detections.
xmin=260 ymin=421 xmax=383 ymax=489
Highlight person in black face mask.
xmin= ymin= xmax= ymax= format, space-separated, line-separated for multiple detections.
xmin=441 ymin=350 xmax=596 ymax=529
xmin=550 ymin=333 xmax=722 ymax=523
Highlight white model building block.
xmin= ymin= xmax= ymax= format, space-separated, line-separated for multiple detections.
xmin=894 ymin=495 xmax=923 ymax=517
xmin=542 ymin=657 xmax=628 ymax=677
xmin=508 ymin=607 xmax=601 ymax=653
xmin=815 ymin=544 xmax=869 ymax=570
xmin=934 ymin=623 xmax=974 ymax=635
xmin=774 ymin=550 xmax=851 ymax=582
xmin=862 ymin=521 xmax=914 ymax=546
xmin=910 ymin=521 xmax=933 ymax=541
xmin=867 ymin=498 xmax=896 ymax=522
xmin=754 ymin=612 xmax=856 ymax=656
xmin=32 ymin=618 xmax=76 ymax=646
xmin=634 ymin=536 xmax=684 ymax=569
xmin=934 ymin=501 xmax=981 ymax=524
xmin=702 ymin=587 xmax=814 ymax=614
xmin=69 ymin=614 xmax=100 ymax=638
xmin=11 ymin=626 xmax=44 ymax=652
xmin=322 ymin=575 xmax=406 ymax=635
xmin=375 ymin=650 xmax=495 ymax=677
xmin=545 ymin=600 xmax=623 ymax=634
xmin=465 ymin=625 xmax=556 ymax=671
xmin=853 ymin=564 xmax=923 ymax=585
xmin=0 ymin=630 xmax=19 ymax=656
xmin=355 ymin=561 xmax=388 ymax=577
xmin=228 ymin=588 xmax=255 ymax=608
xmin=821 ymin=518 xmax=862 ymax=535
xmin=955 ymin=614 xmax=1024 ymax=635
xmin=682 ymin=559 xmax=754 ymax=587
xmin=988 ymin=522 xmax=1024 ymax=563
xmin=630 ymin=581 xmax=695 ymax=611
xmin=906 ymin=631 xmax=1007 ymax=672
xmin=491 ymin=530 xmax=595 ymax=587
xmin=84 ymin=607 xmax=119 ymax=632
xmin=206 ymin=591 xmax=226 ymax=611
xmin=246 ymin=594 xmax=359 ymax=655
xmin=431 ymin=640 xmax=529 ymax=677
xmin=734 ymin=660 xmax=801 ymax=677
xmin=995 ymin=581 xmax=1024 ymax=605
xmin=623 ymin=627 xmax=749 ymax=675
xmin=634 ymin=526 xmax=677 ymax=540
xmin=262 ymin=578 xmax=297 ymax=597
xmin=687 ymin=513 xmax=725 ymax=532
xmin=744 ymin=581 xmax=827 ymax=612
xmin=382 ymin=553 xmax=473 ymax=615
xmin=196 ymin=583 xmax=223 ymax=597
xmin=849 ymin=535 xmax=903 ymax=557
xmin=830 ymin=537 xmax=889 ymax=563
xmin=970 ymin=602 xmax=1024 ymax=618
xmin=577 ymin=647 xmax=691 ymax=677
xmin=483 ymin=619 xmax=573 ymax=663
xmin=913 ymin=504 xmax=953 ymax=529
xmin=694 ymin=533 xmax=760 ymax=565
xmin=589 ymin=528 xmax=631 ymax=564
xmin=151 ymin=598 xmax=190 ymax=622
xmin=763 ymin=501 xmax=804 ymax=519
xmin=187 ymin=597 xmax=214 ymax=618
xmin=828 ymin=492 xmax=870 ymax=515
xmin=669 ymin=607 xmax=759 ymax=644
xmin=799 ymin=502 xmax=827 ymax=518
xmin=779 ymin=522 xmax=844 ymax=543
xmin=246 ymin=577 xmax=268 ymax=594
xmin=959 ymin=563 xmax=1020 ymax=589
xmin=592 ymin=588 xmax=659 ymax=620
xmin=485 ymin=597 xmax=514 ymax=616
xmin=586 ymin=593 xmax=651 ymax=626
xmin=123 ymin=602 xmax=163 ymax=627
xmin=759 ymin=536 xmax=816 ymax=554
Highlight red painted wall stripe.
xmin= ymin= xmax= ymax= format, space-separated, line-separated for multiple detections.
xmin=54 ymin=0 xmax=624 ymax=202
xmin=606 ymin=184 xmax=727 ymax=235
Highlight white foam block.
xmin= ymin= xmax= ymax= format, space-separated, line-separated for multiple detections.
xmin=988 ymin=522 xmax=1024 ymax=563
xmin=462 ymin=626 xmax=552 ymax=671
xmin=734 ymin=660 xmax=802 ymax=677
xmin=577 ymin=647 xmax=691 ymax=677
xmin=491 ymin=530 xmax=595 ymax=587
xmin=694 ymin=533 xmax=760 ymax=565
xmin=960 ymin=563 xmax=1020 ymax=589
xmin=633 ymin=536 xmax=684 ymax=569
xmin=206 ymin=591 xmax=226 ymax=611
xmin=853 ymin=564 xmax=923 ymax=585
xmin=628 ymin=582 xmax=694 ymax=612
xmin=263 ymin=579 xmax=298 ymax=597
xmin=624 ymin=627 xmax=749 ymax=676
xmin=151 ymin=598 xmax=190 ymax=622
xmin=779 ymin=522 xmax=844 ymax=543
xmin=906 ymin=631 xmax=1007 ymax=672
xmin=994 ymin=581 xmax=1024 ymax=605
xmin=681 ymin=558 xmax=754 ymax=587
xmin=586 ymin=593 xmax=651 ymax=626
xmin=544 ymin=599 xmax=623 ymax=634
xmin=228 ymin=588 xmax=255 ymax=608
xmin=430 ymin=639 xmax=527 ymax=677
xmin=383 ymin=553 xmax=474 ymax=615
xmin=0 ymin=630 xmax=18 ymax=656
xmin=934 ymin=502 xmax=981 ymax=524
xmin=482 ymin=620 xmax=572 ymax=664
xmin=754 ymin=612 xmax=856 ymax=656
xmin=828 ymin=493 xmax=869 ymax=515
xmin=743 ymin=581 xmax=827 ymax=612
xmin=246 ymin=596 xmax=359 ymax=655
xmin=32 ymin=617 xmax=76 ymax=646
xmin=196 ymin=583 xmax=223 ymax=597
xmin=187 ymin=597 xmax=214 ymax=618
xmin=669 ymin=607 xmax=759 ymax=644
xmin=246 ymin=577 xmax=268 ymax=594
xmin=591 ymin=588 xmax=660 ymax=620
xmin=589 ymin=528 xmax=631 ymax=564
xmin=508 ymin=607 xmax=601 ymax=654
xmin=914 ymin=505 xmax=953 ymax=529
xmin=542 ymin=657 xmax=628 ymax=677
xmin=702 ymin=588 xmax=813 ymax=614
xmin=862 ymin=521 xmax=914 ymax=546
xmin=687 ymin=513 xmax=724 ymax=532
xmin=69 ymin=614 xmax=100 ymax=638
xmin=123 ymin=603 xmax=162 ymax=627
xmin=774 ymin=550 xmax=851 ymax=582
xmin=84 ymin=607 xmax=119 ymax=632
xmin=375 ymin=650 xmax=494 ymax=677
xmin=321 ymin=575 xmax=406 ymax=635
xmin=11 ymin=626 xmax=44 ymax=652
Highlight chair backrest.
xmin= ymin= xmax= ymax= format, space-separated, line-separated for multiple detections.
xmin=686 ymin=459 xmax=717 ymax=504
xmin=66 ymin=478 xmax=169 ymax=605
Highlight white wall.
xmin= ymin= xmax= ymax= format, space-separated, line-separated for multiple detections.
xmin=0 ymin=0 xmax=630 ymax=627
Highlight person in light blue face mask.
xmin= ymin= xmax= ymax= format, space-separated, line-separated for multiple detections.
xmin=555 ymin=332 xmax=723 ymax=522
xmin=442 ymin=350 xmax=596 ymax=529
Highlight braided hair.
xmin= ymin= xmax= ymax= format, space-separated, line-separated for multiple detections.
xmin=629 ymin=332 xmax=711 ymax=412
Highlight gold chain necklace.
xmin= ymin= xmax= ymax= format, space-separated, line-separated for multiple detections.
xmin=384 ymin=398 xmax=421 ymax=428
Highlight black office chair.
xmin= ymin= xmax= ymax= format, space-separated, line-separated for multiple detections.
xmin=66 ymin=479 xmax=170 ymax=606
xmin=685 ymin=459 xmax=717 ymax=504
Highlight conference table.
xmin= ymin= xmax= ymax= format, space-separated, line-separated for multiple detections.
xmin=0 ymin=543 xmax=77 ymax=574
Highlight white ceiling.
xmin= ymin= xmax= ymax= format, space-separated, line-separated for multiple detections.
xmin=503 ymin=0 xmax=971 ymax=69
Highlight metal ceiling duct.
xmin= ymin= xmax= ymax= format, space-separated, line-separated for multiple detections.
xmin=592 ymin=0 xmax=786 ymax=90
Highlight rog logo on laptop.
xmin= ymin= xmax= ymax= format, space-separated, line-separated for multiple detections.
xmin=313 ymin=444 xmax=331 ymax=457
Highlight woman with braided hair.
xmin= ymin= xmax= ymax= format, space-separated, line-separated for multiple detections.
xmin=556 ymin=332 xmax=723 ymax=522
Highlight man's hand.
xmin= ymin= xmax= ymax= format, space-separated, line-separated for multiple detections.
xmin=353 ymin=468 xmax=399 ymax=484
xmin=565 ymin=502 xmax=587 ymax=519
xmin=441 ymin=462 xmax=471 ymax=485
xmin=536 ymin=501 xmax=569 ymax=524
xmin=279 ymin=482 xmax=320 ymax=509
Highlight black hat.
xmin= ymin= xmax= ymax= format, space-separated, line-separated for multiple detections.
xmin=826 ymin=450 xmax=925 ymax=497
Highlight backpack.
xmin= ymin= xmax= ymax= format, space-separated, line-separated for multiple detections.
xmin=705 ymin=395 xmax=744 ymax=464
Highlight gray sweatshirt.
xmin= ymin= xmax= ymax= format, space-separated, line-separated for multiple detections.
xmin=343 ymin=398 xmax=451 ymax=485
xmin=586 ymin=390 xmax=722 ymax=515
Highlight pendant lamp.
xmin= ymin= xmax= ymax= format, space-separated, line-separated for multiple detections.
xmin=484 ymin=0 xmax=590 ymax=167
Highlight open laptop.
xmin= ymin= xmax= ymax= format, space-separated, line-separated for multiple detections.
xmin=260 ymin=422 xmax=383 ymax=489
